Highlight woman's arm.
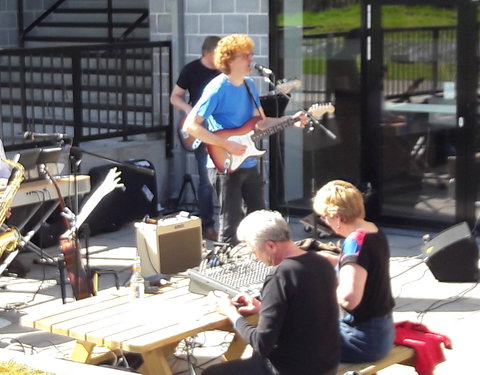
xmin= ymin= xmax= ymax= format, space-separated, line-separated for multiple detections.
xmin=337 ymin=263 xmax=367 ymax=311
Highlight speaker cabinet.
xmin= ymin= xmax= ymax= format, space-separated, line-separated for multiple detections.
xmin=135 ymin=214 xmax=202 ymax=277
xmin=424 ymin=222 xmax=479 ymax=282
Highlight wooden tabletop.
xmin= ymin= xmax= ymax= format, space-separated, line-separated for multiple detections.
xmin=20 ymin=277 xmax=241 ymax=375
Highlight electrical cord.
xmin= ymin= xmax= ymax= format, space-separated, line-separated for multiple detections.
xmin=0 ymin=337 xmax=32 ymax=354
xmin=390 ymin=256 xmax=425 ymax=279
xmin=392 ymin=269 xmax=429 ymax=308
xmin=172 ymin=333 xmax=235 ymax=375
xmin=416 ymin=281 xmax=479 ymax=323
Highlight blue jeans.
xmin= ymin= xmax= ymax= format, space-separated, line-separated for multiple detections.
xmin=340 ymin=313 xmax=394 ymax=363
xmin=194 ymin=145 xmax=215 ymax=230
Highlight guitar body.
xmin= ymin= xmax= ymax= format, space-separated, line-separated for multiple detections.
xmin=41 ymin=166 xmax=91 ymax=300
xmin=177 ymin=117 xmax=202 ymax=152
xmin=207 ymin=116 xmax=266 ymax=174
xmin=206 ymin=103 xmax=334 ymax=174
xmin=59 ymin=235 xmax=90 ymax=300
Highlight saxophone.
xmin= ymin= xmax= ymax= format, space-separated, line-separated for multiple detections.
xmin=0 ymin=158 xmax=24 ymax=258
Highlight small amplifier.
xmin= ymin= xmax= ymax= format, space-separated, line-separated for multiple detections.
xmin=135 ymin=213 xmax=202 ymax=277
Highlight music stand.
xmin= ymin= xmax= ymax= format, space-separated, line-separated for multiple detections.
xmin=260 ymin=75 xmax=336 ymax=240
xmin=260 ymin=94 xmax=290 ymax=117
xmin=17 ymin=149 xmax=41 ymax=181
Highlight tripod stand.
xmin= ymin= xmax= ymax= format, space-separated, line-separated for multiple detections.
xmin=171 ymin=174 xmax=199 ymax=213
xmin=258 ymin=73 xmax=336 ymax=239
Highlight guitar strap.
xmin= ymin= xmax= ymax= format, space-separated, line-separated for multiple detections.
xmin=244 ymin=80 xmax=264 ymax=119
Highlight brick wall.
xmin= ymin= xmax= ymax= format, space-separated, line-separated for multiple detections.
xmin=150 ymin=0 xmax=269 ymax=84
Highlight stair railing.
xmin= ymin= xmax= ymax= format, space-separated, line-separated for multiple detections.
xmin=17 ymin=0 xmax=148 ymax=46
xmin=117 ymin=11 xmax=149 ymax=42
xmin=17 ymin=0 xmax=67 ymax=47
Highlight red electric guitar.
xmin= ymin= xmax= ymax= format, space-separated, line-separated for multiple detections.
xmin=42 ymin=166 xmax=123 ymax=300
xmin=207 ymin=103 xmax=335 ymax=174
xmin=177 ymin=79 xmax=302 ymax=152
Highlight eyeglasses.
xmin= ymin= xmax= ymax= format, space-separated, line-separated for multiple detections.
xmin=235 ymin=52 xmax=254 ymax=59
xmin=319 ymin=214 xmax=330 ymax=222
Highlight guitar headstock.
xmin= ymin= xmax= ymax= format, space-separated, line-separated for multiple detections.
xmin=275 ymin=79 xmax=302 ymax=95
xmin=308 ymin=103 xmax=335 ymax=119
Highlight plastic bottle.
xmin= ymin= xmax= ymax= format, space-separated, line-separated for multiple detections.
xmin=130 ymin=254 xmax=144 ymax=298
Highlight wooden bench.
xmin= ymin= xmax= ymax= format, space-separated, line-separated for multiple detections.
xmin=336 ymin=345 xmax=415 ymax=375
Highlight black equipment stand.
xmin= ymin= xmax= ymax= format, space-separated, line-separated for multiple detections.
xmin=172 ymin=174 xmax=199 ymax=213
xmin=258 ymin=72 xmax=337 ymax=239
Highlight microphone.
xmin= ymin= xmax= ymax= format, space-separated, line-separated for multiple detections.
xmin=24 ymin=131 xmax=68 ymax=142
xmin=253 ymin=63 xmax=273 ymax=75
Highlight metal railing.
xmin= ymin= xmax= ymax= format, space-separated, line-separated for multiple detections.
xmin=302 ymin=25 xmax=457 ymax=101
xmin=0 ymin=41 xmax=173 ymax=154
xmin=17 ymin=0 xmax=148 ymax=46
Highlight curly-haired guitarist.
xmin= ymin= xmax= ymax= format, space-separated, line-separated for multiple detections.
xmin=184 ymin=34 xmax=308 ymax=245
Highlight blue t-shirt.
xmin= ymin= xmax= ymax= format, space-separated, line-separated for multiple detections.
xmin=194 ymin=74 xmax=261 ymax=169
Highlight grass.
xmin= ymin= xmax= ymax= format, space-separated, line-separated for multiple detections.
xmin=280 ymin=5 xmax=457 ymax=34
xmin=285 ymin=5 xmax=459 ymax=77
xmin=0 ymin=361 xmax=53 ymax=375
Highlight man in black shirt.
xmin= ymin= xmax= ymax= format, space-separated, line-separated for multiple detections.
xmin=205 ymin=210 xmax=340 ymax=375
xmin=170 ymin=36 xmax=220 ymax=240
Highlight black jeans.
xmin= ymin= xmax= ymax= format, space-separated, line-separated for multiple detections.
xmin=209 ymin=166 xmax=265 ymax=245
xmin=203 ymin=356 xmax=339 ymax=375
xmin=202 ymin=356 xmax=275 ymax=375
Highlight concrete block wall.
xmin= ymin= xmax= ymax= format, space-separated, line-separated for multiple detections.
xmin=149 ymin=0 xmax=271 ymax=209
xmin=0 ymin=0 xmax=56 ymax=48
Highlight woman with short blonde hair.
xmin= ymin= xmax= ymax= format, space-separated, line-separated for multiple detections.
xmin=312 ymin=179 xmax=365 ymax=223
xmin=313 ymin=180 xmax=395 ymax=363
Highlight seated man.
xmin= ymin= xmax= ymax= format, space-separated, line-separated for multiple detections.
xmin=205 ymin=210 xmax=340 ymax=375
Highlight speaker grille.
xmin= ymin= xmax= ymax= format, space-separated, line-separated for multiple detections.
xmin=135 ymin=216 xmax=202 ymax=277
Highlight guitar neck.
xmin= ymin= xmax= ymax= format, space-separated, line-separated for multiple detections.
xmin=251 ymin=117 xmax=296 ymax=142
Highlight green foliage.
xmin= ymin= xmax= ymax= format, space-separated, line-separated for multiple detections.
xmin=280 ymin=5 xmax=456 ymax=34
xmin=382 ymin=6 xmax=456 ymax=28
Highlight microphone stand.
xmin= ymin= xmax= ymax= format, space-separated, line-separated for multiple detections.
xmin=258 ymin=72 xmax=335 ymax=239
xmin=259 ymin=73 xmax=337 ymax=140
xmin=68 ymin=146 xmax=155 ymax=178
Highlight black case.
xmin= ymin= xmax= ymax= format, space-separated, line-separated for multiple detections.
xmin=84 ymin=159 xmax=158 ymax=235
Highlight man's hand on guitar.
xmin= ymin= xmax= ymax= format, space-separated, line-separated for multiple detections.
xmin=292 ymin=111 xmax=309 ymax=128
xmin=225 ymin=140 xmax=247 ymax=156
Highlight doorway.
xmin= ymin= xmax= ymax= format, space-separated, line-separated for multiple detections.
xmin=366 ymin=0 xmax=479 ymax=230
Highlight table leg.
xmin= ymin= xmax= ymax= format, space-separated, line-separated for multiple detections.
xmin=69 ymin=340 xmax=96 ymax=363
xmin=139 ymin=342 xmax=178 ymax=375
xmin=221 ymin=314 xmax=257 ymax=361
xmin=222 ymin=332 xmax=248 ymax=361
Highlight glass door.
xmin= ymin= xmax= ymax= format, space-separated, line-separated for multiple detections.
xmin=370 ymin=1 xmax=478 ymax=228
xmin=269 ymin=0 xmax=363 ymax=214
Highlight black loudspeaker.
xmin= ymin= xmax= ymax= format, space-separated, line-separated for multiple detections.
xmin=423 ymin=222 xmax=479 ymax=282
xmin=134 ymin=214 xmax=202 ymax=277
xmin=85 ymin=159 xmax=157 ymax=235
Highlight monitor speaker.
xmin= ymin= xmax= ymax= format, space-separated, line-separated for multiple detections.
xmin=135 ymin=214 xmax=202 ymax=277
xmin=423 ymin=222 xmax=479 ymax=282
